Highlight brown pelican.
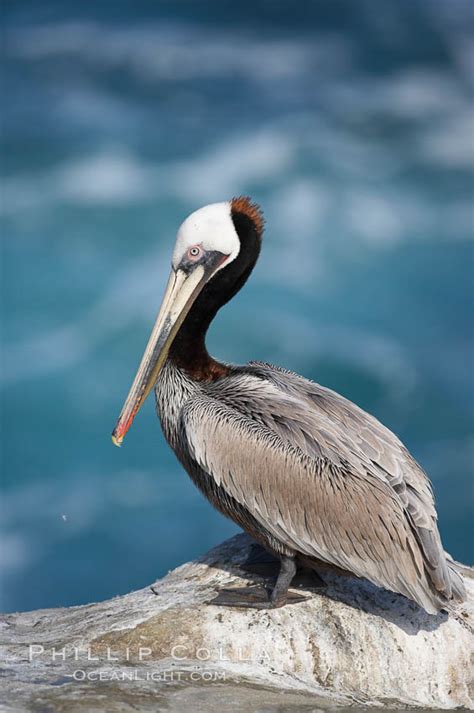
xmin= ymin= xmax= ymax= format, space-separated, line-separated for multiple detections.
xmin=112 ymin=196 xmax=465 ymax=614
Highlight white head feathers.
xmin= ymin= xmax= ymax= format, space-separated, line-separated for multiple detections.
xmin=172 ymin=202 xmax=240 ymax=270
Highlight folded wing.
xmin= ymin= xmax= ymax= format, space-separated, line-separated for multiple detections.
xmin=182 ymin=367 xmax=464 ymax=613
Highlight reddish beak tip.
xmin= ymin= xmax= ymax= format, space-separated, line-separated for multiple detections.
xmin=112 ymin=409 xmax=137 ymax=447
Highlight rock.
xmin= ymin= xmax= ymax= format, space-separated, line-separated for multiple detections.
xmin=1 ymin=534 xmax=473 ymax=711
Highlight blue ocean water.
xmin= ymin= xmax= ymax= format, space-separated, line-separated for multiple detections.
xmin=1 ymin=0 xmax=473 ymax=613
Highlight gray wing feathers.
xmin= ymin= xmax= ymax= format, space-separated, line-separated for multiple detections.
xmin=182 ymin=362 xmax=466 ymax=611
xmin=245 ymin=362 xmax=462 ymax=603
xmin=182 ymin=390 xmax=459 ymax=614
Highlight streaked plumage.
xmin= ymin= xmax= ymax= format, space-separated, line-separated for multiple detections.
xmin=113 ymin=196 xmax=465 ymax=614
xmin=154 ymin=359 xmax=464 ymax=614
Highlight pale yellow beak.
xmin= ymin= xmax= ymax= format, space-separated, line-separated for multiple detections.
xmin=111 ymin=265 xmax=207 ymax=446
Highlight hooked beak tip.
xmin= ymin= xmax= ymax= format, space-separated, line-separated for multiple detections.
xmin=111 ymin=432 xmax=124 ymax=448
xmin=112 ymin=406 xmax=139 ymax=448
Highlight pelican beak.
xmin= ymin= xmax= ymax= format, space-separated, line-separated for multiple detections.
xmin=112 ymin=263 xmax=209 ymax=446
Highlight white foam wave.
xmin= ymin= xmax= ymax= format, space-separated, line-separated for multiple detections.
xmin=1 ymin=149 xmax=157 ymax=213
xmin=331 ymin=70 xmax=468 ymax=122
xmin=421 ymin=110 xmax=474 ymax=168
xmin=1 ymin=115 xmax=472 ymax=388
xmin=59 ymin=150 xmax=154 ymax=203
xmin=165 ymin=130 xmax=295 ymax=203
xmin=8 ymin=22 xmax=351 ymax=84
xmin=0 ymin=127 xmax=294 ymax=214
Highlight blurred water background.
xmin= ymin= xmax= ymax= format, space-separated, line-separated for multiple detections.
xmin=1 ymin=0 xmax=473 ymax=613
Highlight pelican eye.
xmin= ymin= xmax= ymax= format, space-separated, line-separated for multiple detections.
xmin=187 ymin=245 xmax=202 ymax=260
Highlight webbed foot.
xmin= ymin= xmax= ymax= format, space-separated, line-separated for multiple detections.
xmin=209 ymin=584 xmax=308 ymax=609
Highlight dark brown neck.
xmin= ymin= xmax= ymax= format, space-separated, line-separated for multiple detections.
xmin=168 ymin=209 xmax=262 ymax=382
xmin=168 ymin=331 xmax=230 ymax=382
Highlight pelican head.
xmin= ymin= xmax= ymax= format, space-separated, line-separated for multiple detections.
xmin=112 ymin=197 xmax=264 ymax=446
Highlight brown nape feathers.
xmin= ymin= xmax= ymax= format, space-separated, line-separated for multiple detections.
xmin=231 ymin=196 xmax=265 ymax=235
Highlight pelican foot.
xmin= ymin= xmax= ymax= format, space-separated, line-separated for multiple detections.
xmin=239 ymin=546 xmax=326 ymax=589
xmin=209 ymin=585 xmax=309 ymax=609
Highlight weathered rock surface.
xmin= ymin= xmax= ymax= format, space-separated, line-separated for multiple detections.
xmin=1 ymin=534 xmax=473 ymax=711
